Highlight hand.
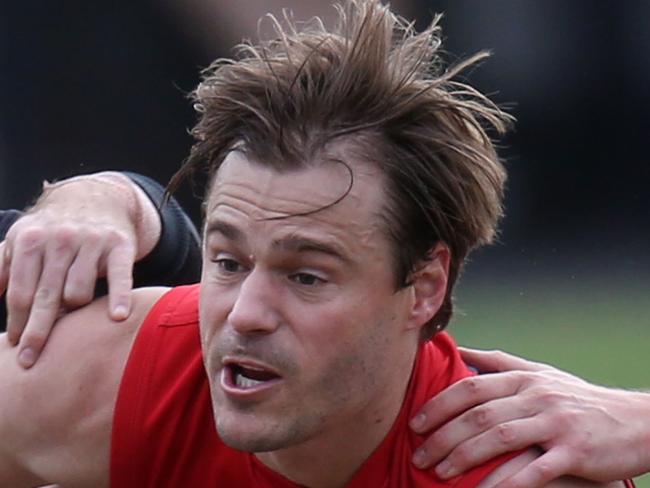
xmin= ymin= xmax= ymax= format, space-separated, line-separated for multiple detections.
xmin=410 ymin=347 xmax=650 ymax=486
xmin=0 ymin=173 xmax=160 ymax=369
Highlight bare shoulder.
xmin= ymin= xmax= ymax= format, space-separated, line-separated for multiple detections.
xmin=0 ymin=286 xmax=169 ymax=488
xmin=478 ymin=449 xmax=625 ymax=488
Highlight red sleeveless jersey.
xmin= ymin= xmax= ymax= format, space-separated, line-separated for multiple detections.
xmin=111 ymin=285 xmax=625 ymax=487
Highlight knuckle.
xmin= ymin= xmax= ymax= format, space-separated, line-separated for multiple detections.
xmin=471 ymin=405 xmax=493 ymax=429
xmin=83 ymin=229 xmax=104 ymax=247
xmin=14 ymin=227 xmax=46 ymax=252
xmin=531 ymin=459 xmax=554 ymax=480
xmin=33 ymin=287 xmax=59 ymax=308
xmin=534 ymin=388 xmax=562 ymax=406
xmin=52 ymin=226 xmax=78 ymax=249
xmin=562 ymin=406 xmax=582 ymax=424
xmin=462 ymin=377 xmax=481 ymax=398
xmin=519 ymin=399 xmax=538 ymax=417
xmin=495 ymin=423 xmax=516 ymax=445
xmin=515 ymin=370 xmax=537 ymax=387
xmin=106 ymin=228 xmax=129 ymax=245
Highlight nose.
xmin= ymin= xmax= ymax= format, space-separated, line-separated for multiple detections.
xmin=228 ymin=268 xmax=281 ymax=335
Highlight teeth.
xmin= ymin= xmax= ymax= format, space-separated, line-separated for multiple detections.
xmin=235 ymin=372 xmax=264 ymax=389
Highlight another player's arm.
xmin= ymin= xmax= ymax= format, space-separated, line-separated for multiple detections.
xmin=0 ymin=287 xmax=167 ymax=487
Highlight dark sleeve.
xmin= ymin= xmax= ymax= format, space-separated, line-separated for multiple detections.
xmin=124 ymin=172 xmax=201 ymax=287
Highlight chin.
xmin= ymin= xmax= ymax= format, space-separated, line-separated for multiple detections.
xmin=215 ymin=405 xmax=320 ymax=453
xmin=216 ymin=413 xmax=293 ymax=453
xmin=218 ymin=427 xmax=286 ymax=453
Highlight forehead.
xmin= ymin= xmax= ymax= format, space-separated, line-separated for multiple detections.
xmin=205 ymin=150 xmax=387 ymax=234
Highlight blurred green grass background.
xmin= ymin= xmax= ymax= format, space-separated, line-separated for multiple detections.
xmin=450 ymin=273 xmax=650 ymax=487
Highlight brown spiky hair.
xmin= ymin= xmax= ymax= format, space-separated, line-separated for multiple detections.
xmin=169 ymin=0 xmax=511 ymax=340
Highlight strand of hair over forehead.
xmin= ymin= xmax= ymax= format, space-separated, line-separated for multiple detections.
xmin=168 ymin=0 xmax=511 ymax=214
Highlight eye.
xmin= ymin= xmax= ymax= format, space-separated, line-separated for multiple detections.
xmin=290 ymin=272 xmax=325 ymax=286
xmin=214 ymin=257 xmax=245 ymax=274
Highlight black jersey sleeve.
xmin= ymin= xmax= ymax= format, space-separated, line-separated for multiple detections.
xmin=122 ymin=172 xmax=202 ymax=288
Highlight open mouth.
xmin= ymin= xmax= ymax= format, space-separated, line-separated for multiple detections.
xmin=223 ymin=360 xmax=282 ymax=391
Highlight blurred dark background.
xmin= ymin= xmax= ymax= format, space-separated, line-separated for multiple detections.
xmin=2 ymin=0 xmax=648 ymax=277
xmin=1 ymin=0 xmax=649 ymax=296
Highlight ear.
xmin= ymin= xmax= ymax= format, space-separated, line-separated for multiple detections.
xmin=404 ymin=243 xmax=450 ymax=331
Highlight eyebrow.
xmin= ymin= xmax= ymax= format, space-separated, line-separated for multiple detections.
xmin=205 ymin=219 xmax=351 ymax=263
xmin=205 ymin=220 xmax=245 ymax=243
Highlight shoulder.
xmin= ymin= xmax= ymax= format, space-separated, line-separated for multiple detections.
xmin=0 ymin=286 xmax=169 ymax=487
xmin=477 ymin=449 xmax=625 ymax=488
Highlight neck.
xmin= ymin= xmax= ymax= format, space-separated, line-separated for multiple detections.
xmin=255 ymin=345 xmax=419 ymax=488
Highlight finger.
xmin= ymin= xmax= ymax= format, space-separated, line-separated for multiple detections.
xmin=5 ymin=231 xmax=46 ymax=346
xmin=458 ymin=348 xmax=549 ymax=374
xmin=493 ymin=448 xmax=572 ymax=488
xmin=412 ymin=392 xmax=540 ymax=470
xmin=410 ymin=373 xmax=524 ymax=434
xmin=62 ymin=239 xmax=103 ymax=308
xmin=433 ymin=418 xmax=552 ymax=479
xmin=105 ymin=241 xmax=135 ymax=321
xmin=430 ymin=394 xmax=541 ymax=463
xmin=17 ymin=239 xmax=77 ymax=368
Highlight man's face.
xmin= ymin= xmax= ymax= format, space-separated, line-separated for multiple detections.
xmin=199 ymin=149 xmax=417 ymax=453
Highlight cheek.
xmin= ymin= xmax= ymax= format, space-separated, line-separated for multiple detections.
xmin=298 ymin=315 xmax=396 ymax=416
xmin=199 ymin=284 xmax=230 ymax=347
xmin=295 ymin=300 xmax=393 ymax=370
